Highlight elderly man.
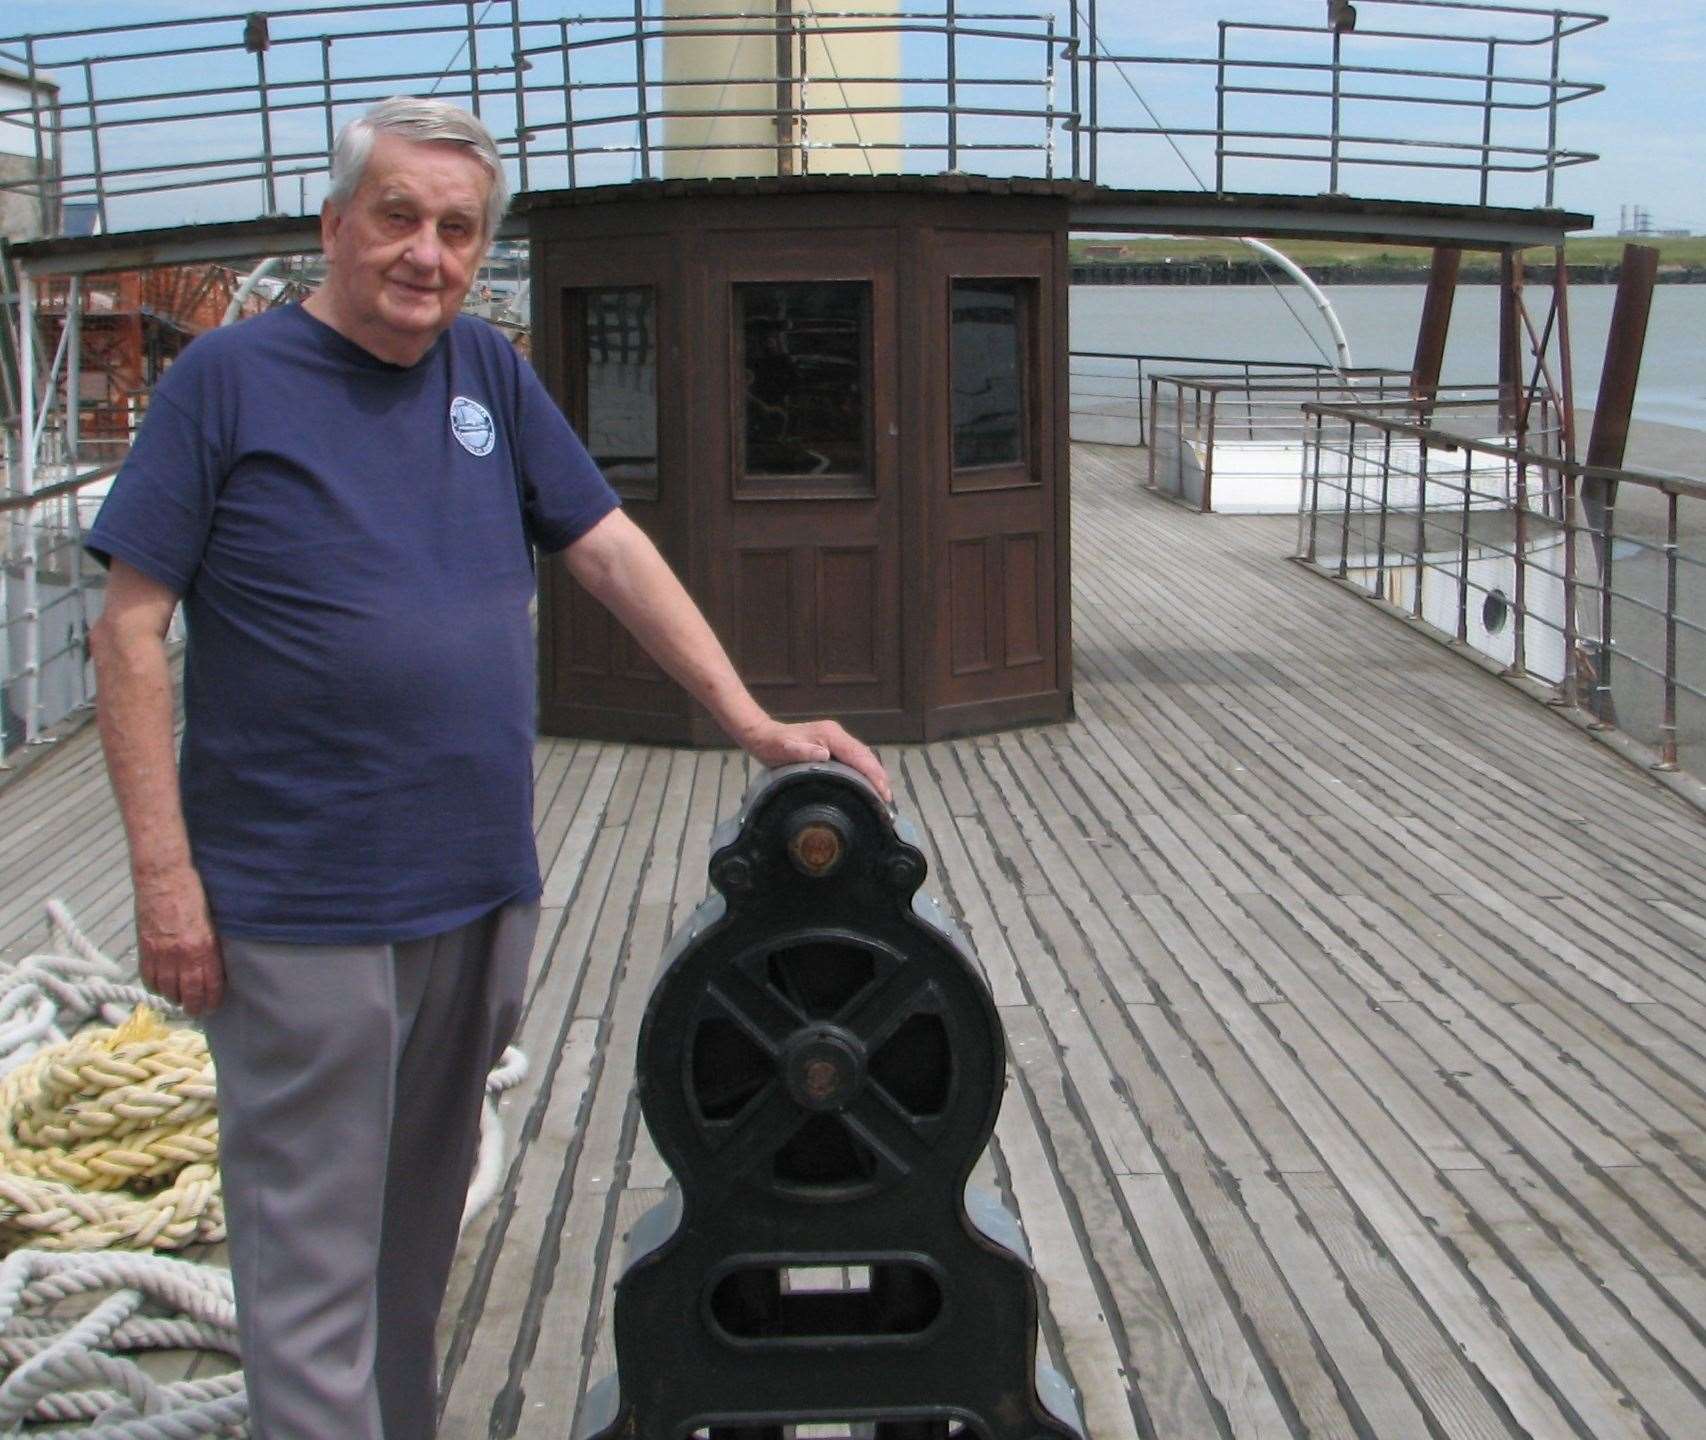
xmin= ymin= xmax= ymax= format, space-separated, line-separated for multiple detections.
xmin=88 ymin=97 xmax=888 ymax=1440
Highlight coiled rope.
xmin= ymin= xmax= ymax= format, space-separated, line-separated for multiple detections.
xmin=0 ymin=1249 xmax=244 ymax=1436
xmin=0 ymin=902 xmax=529 ymax=1436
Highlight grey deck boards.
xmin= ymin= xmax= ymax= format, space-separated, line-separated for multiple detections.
xmin=2 ymin=443 xmax=1703 ymax=1439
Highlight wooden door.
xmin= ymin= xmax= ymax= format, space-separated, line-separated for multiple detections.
xmin=925 ymin=228 xmax=1065 ymax=735
xmin=700 ymin=232 xmax=909 ymax=738
xmin=536 ymin=232 xmax=689 ymax=741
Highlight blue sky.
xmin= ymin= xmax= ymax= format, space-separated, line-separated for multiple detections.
xmin=1 ymin=0 xmax=1698 ymax=235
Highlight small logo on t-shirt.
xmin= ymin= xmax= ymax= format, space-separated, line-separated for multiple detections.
xmin=450 ymin=395 xmax=496 ymax=457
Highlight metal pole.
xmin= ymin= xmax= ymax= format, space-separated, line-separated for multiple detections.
xmin=65 ymin=276 xmax=90 ymax=708
xmin=24 ymin=38 xmax=53 ymax=237
xmin=83 ymin=61 xmax=109 ymax=234
xmin=1511 ymin=441 xmax=1528 ymax=678
xmin=1066 ymin=2 xmax=1081 ymax=180
xmin=634 ymin=0 xmax=651 ymax=180
xmin=18 ymin=271 xmax=39 ymax=744
xmin=1201 ymin=392 xmax=1217 ymax=514
xmin=1413 ymin=442 xmax=1427 ymax=620
xmin=1560 ymin=467 xmax=1579 ymax=708
xmin=561 ymin=21 xmax=578 ymax=188
xmin=1044 ymin=15 xmax=1056 ymax=179
xmin=511 ymin=2 xmax=530 ymax=191
xmin=1374 ymin=427 xmax=1392 ymax=595
xmin=1554 ymin=245 xmax=1577 ymax=469
xmin=1086 ymin=0 xmax=1098 ymax=183
xmin=1145 ymin=376 xmax=1158 ymax=486
xmin=1658 ymin=491 xmax=1679 ymax=770
xmin=797 ymin=21 xmax=809 ymax=176
xmin=1215 ymin=23 xmax=1227 ymax=193
xmin=1593 ymin=489 xmax=1614 ymax=726
xmin=1337 ymin=418 xmax=1355 ymax=576
xmin=1545 ymin=12 xmax=1562 ymax=207
xmin=1329 ymin=27 xmax=1342 ymax=194
xmin=322 ymin=38 xmax=337 ymax=162
xmin=1478 ymin=39 xmax=1495 ymax=207
xmin=65 ymin=277 xmax=80 ymax=470
xmin=255 ymin=47 xmax=279 ymax=214
xmin=466 ymin=1 xmax=483 ymax=117
xmin=1456 ymin=450 xmax=1472 ymax=643
xmin=1305 ymin=411 xmax=1324 ymax=562
xmin=946 ymin=0 xmax=959 ymax=172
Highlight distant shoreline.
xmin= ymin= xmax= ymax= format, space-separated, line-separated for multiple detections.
xmin=1070 ymin=263 xmax=1706 ymax=287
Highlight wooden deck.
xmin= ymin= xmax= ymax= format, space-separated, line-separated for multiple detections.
xmin=3 ymin=442 xmax=1705 ymax=1439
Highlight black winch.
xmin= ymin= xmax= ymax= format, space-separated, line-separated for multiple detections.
xmin=578 ymin=762 xmax=1087 ymax=1440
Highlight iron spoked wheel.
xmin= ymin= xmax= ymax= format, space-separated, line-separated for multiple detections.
xmin=681 ymin=933 xmax=962 ymax=1201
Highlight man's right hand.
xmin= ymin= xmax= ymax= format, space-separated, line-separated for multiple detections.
xmin=134 ymin=865 xmax=225 ymax=1015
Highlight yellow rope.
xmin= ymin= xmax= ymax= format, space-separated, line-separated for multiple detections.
xmin=0 ymin=1008 xmax=223 ymax=1252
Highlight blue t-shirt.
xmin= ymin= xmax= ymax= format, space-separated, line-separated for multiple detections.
xmin=88 ymin=305 xmax=620 ymax=944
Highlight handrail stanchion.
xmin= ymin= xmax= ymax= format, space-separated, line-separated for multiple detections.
xmin=1593 ymin=490 xmax=1615 ymax=726
xmin=1304 ymin=410 xmax=1324 ymax=564
xmin=1337 ymin=417 xmax=1356 ymax=577
xmin=464 ymin=1 xmax=482 ymax=117
xmin=1374 ymin=427 xmax=1392 ymax=597
xmin=946 ymin=0 xmax=959 ymax=172
xmin=321 ymin=37 xmax=336 ymax=163
xmin=1510 ymin=444 xmax=1528 ymax=677
xmin=1457 ymin=449 xmax=1473 ymax=643
xmin=83 ymin=61 xmax=109 ymax=233
xmin=561 ymin=21 xmax=578 ymax=189
xmin=1658 ymin=490 xmax=1679 ymax=770
xmin=632 ymin=0 xmax=651 ymax=180
xmin=1214 ymin=23 xmax=1227 ymax=193
xmin=1202 ymin=391 xmax=1218 ymax=513
xmin=511 ymin=5 xmax=530 ymax=191
xmin=1560 ymin=465 xmax=1580 ymax=708
xmin=1145 ymin=376 xmax=1159 ymax=492
xmin=1413 ymin=440 xmax=1428 ymax=621
xmin=18 ymin=268 xmax=38 ymax=745
xmin=1478 ymin=38 xmax=1496 ymax=207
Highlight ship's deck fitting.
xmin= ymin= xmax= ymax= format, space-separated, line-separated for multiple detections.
xmin=3 ymin=445 xmax=1703 ymax=1440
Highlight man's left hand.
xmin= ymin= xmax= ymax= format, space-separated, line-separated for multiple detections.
xmin=740 ymin=719 xmax=892 ymax=805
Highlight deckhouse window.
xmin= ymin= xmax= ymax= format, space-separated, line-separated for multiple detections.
xmin=571 ymin=287 xmax=659 ymax=500
xmin=736 ymin=281 xmax=872 ymax=496
xmin=950 ymin=279 xmax=1031 ymax=484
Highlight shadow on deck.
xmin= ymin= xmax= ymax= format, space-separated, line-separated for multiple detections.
xmin=2 ymin=444 xmax=1703 ymax=1439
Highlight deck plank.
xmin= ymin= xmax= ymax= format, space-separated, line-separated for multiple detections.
xmin=4 ymin=442 xmax=1704 ymax=1439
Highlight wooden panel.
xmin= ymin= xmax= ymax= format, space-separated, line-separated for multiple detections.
xmin=735 ymin=548 xmax=796 ymax=684
xmin=1004 ymin=532 xmax=1043 ymax=666
xmin=950 ymin=539 xmax=991 ymax=675
xmin=817 ymin=547 xmax=880 ymax=685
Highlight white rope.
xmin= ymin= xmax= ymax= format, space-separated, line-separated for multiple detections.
xmin=0 ymin=1250 xmax=245 ymax=1437
xmin=0 ymin=902 xmax=533 ymax=1436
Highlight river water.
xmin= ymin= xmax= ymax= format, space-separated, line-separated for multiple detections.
xmin=1069 ymin=282 xmax=1706 ymax=442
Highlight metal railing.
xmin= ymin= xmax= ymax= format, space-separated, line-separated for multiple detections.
xmin=1 ymin=462 xmax=113 ymax=760
xmin=1144 ymin=369 xmax=1412 ymax=513
xmin=0 ymin=1 xmax=1606 ymax=237
xmin=1070 ymin=349 xmax=1363 ymax=449
xmin=1298 ymin=399 xmax=1704 ymax=775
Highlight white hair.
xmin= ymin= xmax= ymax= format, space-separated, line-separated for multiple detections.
xmin=327 ymin=97 xmax=509 ymax=236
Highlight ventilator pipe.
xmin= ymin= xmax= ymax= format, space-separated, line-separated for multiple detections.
xmin=222 ymin=257 xmax=282 ymax=326
xmin=1239 ymin=236 xmax=1354 ymax=373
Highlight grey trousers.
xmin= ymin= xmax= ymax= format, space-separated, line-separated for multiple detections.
xmin=205 ymin=900 xmax=539 ymax=1440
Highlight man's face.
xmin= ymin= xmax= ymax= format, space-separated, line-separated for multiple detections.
xmin=318 ymin=132 xmax=491 ymax=364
